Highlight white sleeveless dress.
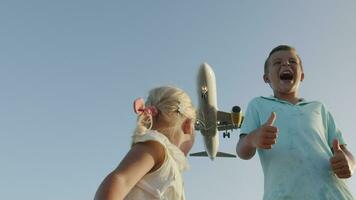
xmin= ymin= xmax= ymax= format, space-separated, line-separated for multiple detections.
xmin=124 ymin=130 xmax=189 ymax=200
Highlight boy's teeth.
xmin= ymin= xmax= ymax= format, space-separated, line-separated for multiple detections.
xmin=280 ymin=71 xmax=293 ymax=80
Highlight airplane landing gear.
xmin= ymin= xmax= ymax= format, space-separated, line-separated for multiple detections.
xmin=223 ymin=131 xmax=230 ymax=138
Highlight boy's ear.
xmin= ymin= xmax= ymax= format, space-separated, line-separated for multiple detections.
xmin=300 ymin=72 xmax=305 ymax=82
xmin=263 ymin=74 xmax=270 ymax=83
xmin=182 ymin=118 xmax=193 ymax=134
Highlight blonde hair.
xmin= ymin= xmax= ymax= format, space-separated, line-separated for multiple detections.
xmin=264 ymin=45 xmax=303 ymax=75
xmin=133 ymin=86 xmax=196 ymax=142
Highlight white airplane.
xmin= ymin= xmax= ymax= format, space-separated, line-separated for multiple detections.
xmin=190 ymin=63 xmax=244 ymax=160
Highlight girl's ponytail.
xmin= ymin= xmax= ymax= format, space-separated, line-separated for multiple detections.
xmin=132 ymin=98 xmax=159 ymax=137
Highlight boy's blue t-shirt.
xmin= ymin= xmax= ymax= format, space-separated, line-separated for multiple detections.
xmin=241 ymin=96 xmax=354 ymax=200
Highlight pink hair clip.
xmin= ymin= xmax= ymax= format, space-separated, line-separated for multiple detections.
xmin=133 ymin=98 xmax=158 ymax=116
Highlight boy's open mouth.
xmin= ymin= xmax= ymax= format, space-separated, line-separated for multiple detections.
xmin=279 ymin=70 xmax=294 ymax=81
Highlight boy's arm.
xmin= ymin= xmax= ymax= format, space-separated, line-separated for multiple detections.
xmin=94 ymin=141 xmax=165 ymax=200
xmin=236 ymin=133 xmax=257 ymax=160
xmin=236 ymin=112 xmax=278 ymax=160
xmin=330 ymin=139 xmax=355 ymax=179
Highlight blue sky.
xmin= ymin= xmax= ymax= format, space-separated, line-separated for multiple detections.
xmin=1 ymin=1 xmax=356 ymax=199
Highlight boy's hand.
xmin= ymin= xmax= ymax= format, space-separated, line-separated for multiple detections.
xmin=330 ymin=139 xmax=353 ymax=178
xmin=250 ymin=112 xmax=278 ymax=149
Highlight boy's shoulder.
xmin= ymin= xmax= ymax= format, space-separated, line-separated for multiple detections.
xmin=248 ymin=96 xmax=326 ymax=108
xmin=249 ymin=96 xmax=269 ymax=103
xmin=248 ymin=96 xmax=276 ymax=105
xmin=245 ymin=96 xmax=276 ymax=110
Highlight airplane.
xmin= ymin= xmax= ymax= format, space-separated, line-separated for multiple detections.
xmin=190 ymin=63 xmax=244 ymax=160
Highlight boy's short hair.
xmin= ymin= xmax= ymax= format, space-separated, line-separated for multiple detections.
xmin=264 ymin=45 xmax=303 ymax=75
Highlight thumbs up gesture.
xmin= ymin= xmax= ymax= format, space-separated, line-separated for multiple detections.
xmin=330 ymin=139 xmax=353 ymax=178
xmin=250 ymin=112 xmax=278 ymax=149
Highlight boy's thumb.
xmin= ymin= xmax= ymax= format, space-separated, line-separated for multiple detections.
xmin=264 ymin=112 xmax=276 ymax=126
xmin=332 ymin=139 xmax=342 ymax=152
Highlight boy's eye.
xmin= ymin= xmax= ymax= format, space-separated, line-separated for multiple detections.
xmin=289 ymin=59 xmax=297 ymax=64
xmin=273 ymin=61 xmax=281 ymax=65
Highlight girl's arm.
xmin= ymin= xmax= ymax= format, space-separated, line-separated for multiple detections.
xmin=94 ymin=141 xmax=165 ymax=200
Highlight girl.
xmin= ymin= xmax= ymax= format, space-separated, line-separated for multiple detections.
xmin=95 ymin=86 xmax=196 ymax=200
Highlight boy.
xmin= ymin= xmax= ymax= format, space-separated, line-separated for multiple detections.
xmin=236 ymin=45 xmax=355 ymax=199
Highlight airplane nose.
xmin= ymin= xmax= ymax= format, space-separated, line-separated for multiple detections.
xmin=199 ymin=63 xmax=214 ymax=77
xmin=201 ymin=62 xmax=210 ymax=69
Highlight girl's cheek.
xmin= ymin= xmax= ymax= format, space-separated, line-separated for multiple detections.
xmin=180 ymin=135 xmax=195 ymax=156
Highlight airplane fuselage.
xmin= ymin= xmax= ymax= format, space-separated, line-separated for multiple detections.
xmin=197 ymin=63 xmax=219 ymax=159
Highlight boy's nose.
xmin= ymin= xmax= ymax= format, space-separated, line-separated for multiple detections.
xmin=281 ymin=61 xmax=290 ymax=66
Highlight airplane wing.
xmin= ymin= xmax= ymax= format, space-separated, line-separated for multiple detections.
xmin=216 ymin=106 xmax=244 ymax=131
xmin=216 ymin=111 xmax=235 ymax=131
xmin=190 ymin=151 xmax=236 ymax=158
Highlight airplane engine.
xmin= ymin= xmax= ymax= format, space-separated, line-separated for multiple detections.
xmin=231 ymin=106 xmax=243 ymax=128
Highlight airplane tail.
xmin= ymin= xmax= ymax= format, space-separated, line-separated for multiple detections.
xmin=216 ymin=151 xmax=236 ymax=158
xmin=190 ymin=151 xmax=236 ymax=158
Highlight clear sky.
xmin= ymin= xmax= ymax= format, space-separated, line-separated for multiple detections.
xmin=1 ymin=1 xmax=356 ymax=199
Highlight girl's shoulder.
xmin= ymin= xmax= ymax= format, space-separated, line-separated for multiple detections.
xmin=133 ymin=130 xmax=189 ymax=172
